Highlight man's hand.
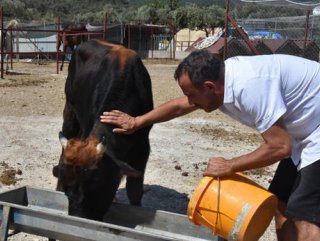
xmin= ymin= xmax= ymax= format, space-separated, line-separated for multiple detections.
xmin=203 ymin=157 xmax=234 ymax=177
xmin=100 ymin=110 xmax=137 ymax=134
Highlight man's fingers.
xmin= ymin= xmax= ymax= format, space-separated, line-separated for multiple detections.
xmin=100 ymin=110 xmax=136 ymax=135
xmin=102 ymin=110 xmax=124 ymax=115
xmin=112 ymin=128 xmax=130 ymax=135
xmin=111 ymin=110 xmax=123 ymax=114
xmin=102 ymin=112 xmax=121 ymax=118
xmin=100 ymin=114 xmax=122 ymax=123
xmin=100 ymin=116 xmax=114 ymax=123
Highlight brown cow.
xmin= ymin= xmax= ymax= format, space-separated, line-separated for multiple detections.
xmin=53 ymin=39 xmax=153 ymax=221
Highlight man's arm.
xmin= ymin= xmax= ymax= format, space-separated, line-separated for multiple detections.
xmin=204 ymin=118 xmax=292 ymax=177
xmin=100 ymin=96 xmax=198 ymax=134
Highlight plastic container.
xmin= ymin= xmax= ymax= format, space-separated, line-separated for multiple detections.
xmin=188 ymin=173 xmax=278 ymax=241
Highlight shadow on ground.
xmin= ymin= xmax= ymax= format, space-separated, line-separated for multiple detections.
xmin=116 ymin=184 xmax=190 ymax=214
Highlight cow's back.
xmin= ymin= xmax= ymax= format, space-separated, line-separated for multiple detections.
xmin=65 ymin=40 xmax=153 ymax=137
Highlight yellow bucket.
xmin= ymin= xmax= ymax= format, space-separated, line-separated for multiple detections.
xmin=188 ymin=173 xmax=277 ymax=241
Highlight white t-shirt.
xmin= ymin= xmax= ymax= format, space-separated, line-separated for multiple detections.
xmin=219 ymin=54 xmax=320 ymax=170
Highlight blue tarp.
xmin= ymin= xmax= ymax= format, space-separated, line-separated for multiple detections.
xmin=248 ymin=31 xmax=284 ymax=39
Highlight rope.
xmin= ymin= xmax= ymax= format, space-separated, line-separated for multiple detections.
xmin=214 ymin=176 xmax=221 ymax=235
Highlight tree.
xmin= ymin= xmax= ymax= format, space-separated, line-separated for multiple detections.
xmin=173 ymin=7 xmax=189 ymax=29
xmin=149 ymin=0 xmax=179 ymax=11
xmin=230 ymin=2 xmax=304 ymax=19
xmin=174 ymin=3 xmax=225 ymax=36
xmin=132 ymin=5 xmax=157 ymax=22
xmin=131 ymin=0 xmax=179 ymax=23
xmin=203 ymin=5 xmax=225 ymax=34
xmin=1 ymin=0 xmax=28 ymax=19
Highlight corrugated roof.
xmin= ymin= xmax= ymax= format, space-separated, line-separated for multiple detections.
xmin=186 ymin=37 xmax=317 ymax=54
xmin=185 ymin=37 xmax=228 ymax=53
xmin=258 ymin=39 xmax=288 ymax=51
xmin=293 ymin=39 xmax=319 ymax=49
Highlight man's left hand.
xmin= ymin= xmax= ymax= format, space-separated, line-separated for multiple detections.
xmin=203 ymin=157 xmax=234 ymax=177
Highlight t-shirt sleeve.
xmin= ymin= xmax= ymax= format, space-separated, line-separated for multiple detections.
xmin=237 ymin=77 xmax=287 ymax=133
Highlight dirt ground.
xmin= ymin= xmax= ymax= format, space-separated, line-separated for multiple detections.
xmin=0 ymin=60 xmax=277 ymax=240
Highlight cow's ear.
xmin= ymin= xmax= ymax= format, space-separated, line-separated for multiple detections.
xmin=59 ymin=132 xmax=68 ymax=149
xmin=107 ymin=150 xmax=142 ymax=177
xmin=96 ymin=136 xmax=107 ymax=154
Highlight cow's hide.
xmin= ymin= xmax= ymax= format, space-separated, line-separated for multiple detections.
xmin=53 ymin=39 xmax=153 ymax=221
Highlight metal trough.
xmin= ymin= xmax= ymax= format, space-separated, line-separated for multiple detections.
xmin=0 ymin=186 xmax=221 ymax=241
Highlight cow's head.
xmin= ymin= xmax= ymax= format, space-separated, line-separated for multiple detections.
xmin=53 ymin=132 xmax=107 ymax=184
xmin=58 ymin=132 xmax=107 ymax=169
xmin=53 ymin=132 xmax=142 ymax=182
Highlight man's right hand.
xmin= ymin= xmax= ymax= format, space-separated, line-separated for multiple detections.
xmin=100 ymin=110 xmax=138 ymax=134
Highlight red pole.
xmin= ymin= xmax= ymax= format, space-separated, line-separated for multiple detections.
xmin=56 ymin=16 xmax=60 ymax=74
xmin=104 ymin=13 xmax=107 ymax=40
xmin=227 ymin=14 xmax=259 ymax=55
xmin=223 ymin=0 xmax=229 ymax=60
xmin=303 ymin=10 xmax=310 ymax=57
xmin=172 ymin=21 xmax=176 ymax=60
xmin=128 ymin=24 xmax=131 ymax=49
xmin=150 ymin=27 xmax=153 ymax=59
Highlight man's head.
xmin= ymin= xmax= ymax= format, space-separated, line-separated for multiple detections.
xmin=174 ymin=50 xmax=225 ymax=112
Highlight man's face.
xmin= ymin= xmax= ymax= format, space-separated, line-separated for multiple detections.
xmin=178 ymin=72 xmax=223 ymax=112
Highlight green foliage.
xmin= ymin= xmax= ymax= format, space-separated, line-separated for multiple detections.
xmin=173 ymin=3 xmax=225 ymax=35
xmin=230 ymin=2 xmax=304 ymax=19
xmin=1 ymin=0 xmax=27 ymax=19
xmin=0 ymin=0 xmax=307 ymax=32
xmin=0 ymin=0 xmax=225 ymax=34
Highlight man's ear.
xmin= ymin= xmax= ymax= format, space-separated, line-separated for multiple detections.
xmin=204 ymin=80 xmax=224 ymax=94
xmin=203 ymin=80 xmax=216 ymax=90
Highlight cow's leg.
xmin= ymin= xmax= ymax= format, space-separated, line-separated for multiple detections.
xmin=60 ymin=54 xmax=65 ymax=71
xmin=126 ymin=176 xmax=144 ymax=206
xmin=60 ymin=45 xmax=68 ymax=71
xmin=126 ymin=140 xmax=150 ymax=206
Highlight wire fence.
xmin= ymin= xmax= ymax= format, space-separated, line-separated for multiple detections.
xmin=1 ymin=19 xmax=178 ymax=64
xmin=225 ymin=0 xmax=320 ymax=61
xmin=4 ymin=1 xmax=320 ymax=66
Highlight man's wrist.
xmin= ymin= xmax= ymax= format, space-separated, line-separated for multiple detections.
xmin=134 ymin=116 xmax=143 ymax=130
xmin=230 ymin=160 xmax=237 ymax=173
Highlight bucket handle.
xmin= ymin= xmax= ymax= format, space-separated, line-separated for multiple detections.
xmin=214 ymin=176 xmax=221 ymax=235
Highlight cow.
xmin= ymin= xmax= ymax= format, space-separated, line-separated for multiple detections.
xmin=53 ymin=39 xmax=154 ymax=221
xmin=57 ymin=23 xmax=88 ymax=71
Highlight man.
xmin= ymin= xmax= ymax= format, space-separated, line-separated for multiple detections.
xmin=100 ymin=50 xmax=320 ymax=241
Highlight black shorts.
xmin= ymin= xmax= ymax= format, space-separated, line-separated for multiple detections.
xmin=268 ymin=158 xmax=320 ymax=224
